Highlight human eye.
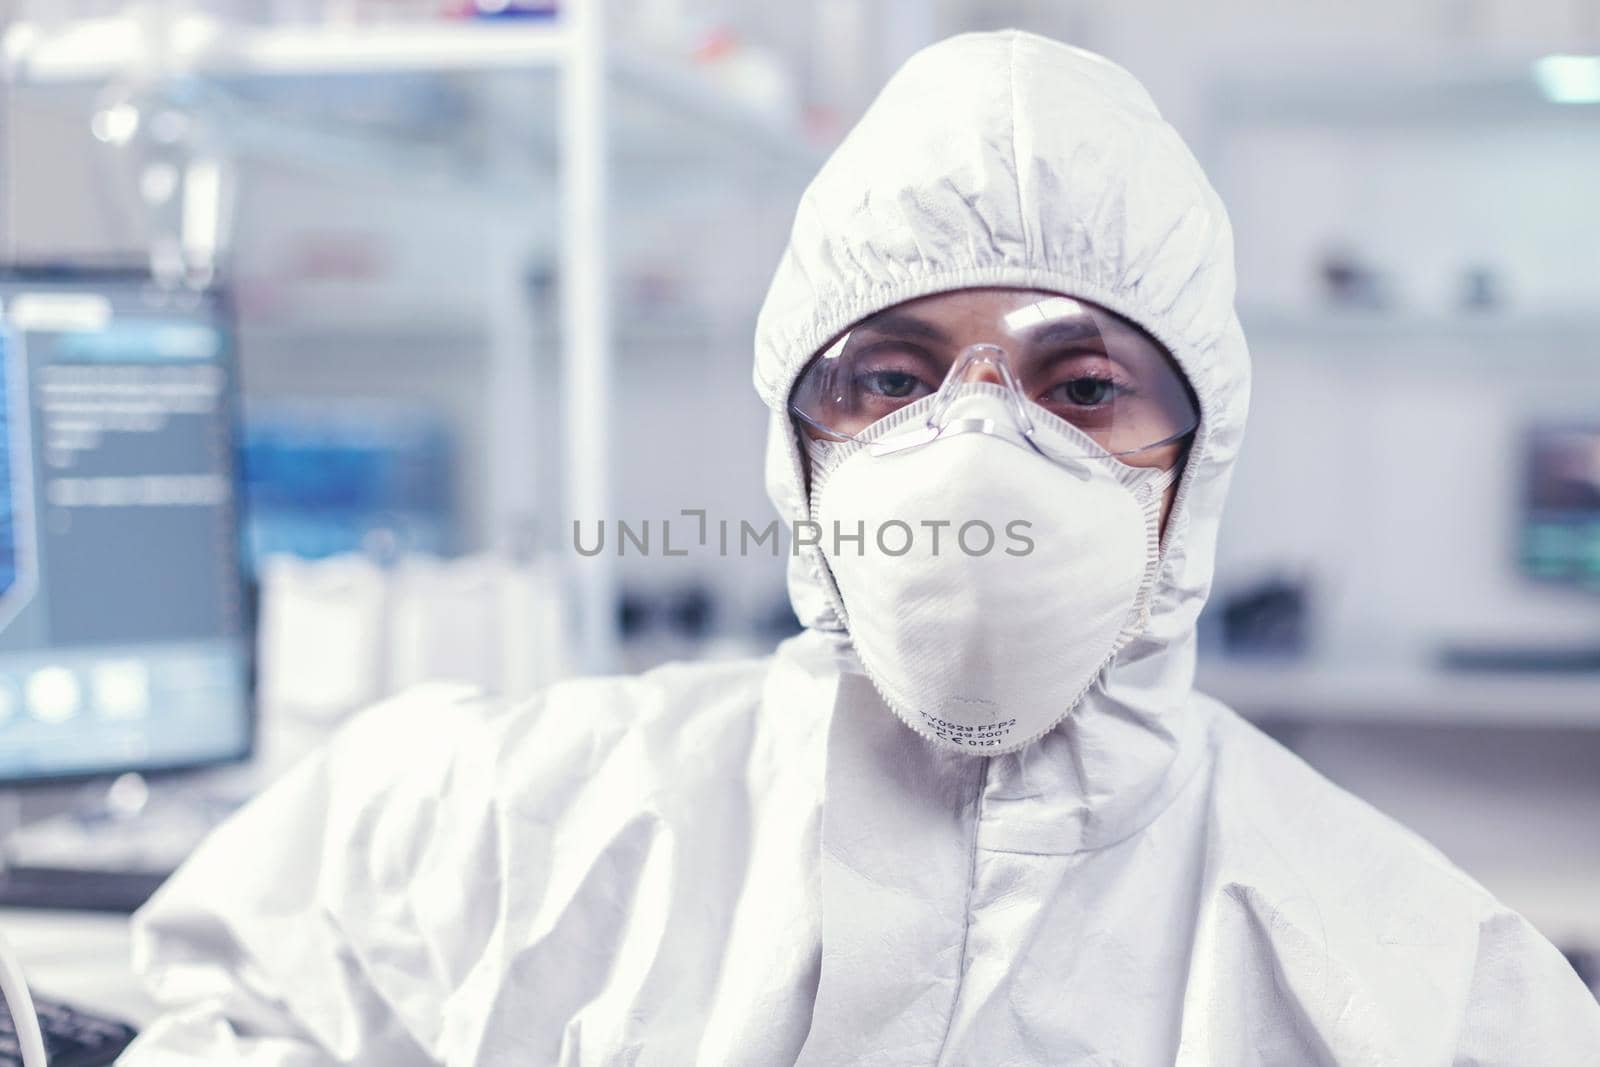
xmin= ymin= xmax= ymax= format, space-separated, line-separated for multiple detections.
xmin=859 ymin=368 xmax=929 ymax=399
xmin=1050 ymin=374 xmax=1125 ymax=407
xmin=1028 ymin=353 xmax=1141 ymax=432
xmin=1036 ymin=356 xmax=1133 ymax=408
xmin=850 ymin=344 xmax=940 ymax=406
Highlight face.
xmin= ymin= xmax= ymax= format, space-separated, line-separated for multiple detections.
xmin=791 ymin=287 xmax=1198 ymax=532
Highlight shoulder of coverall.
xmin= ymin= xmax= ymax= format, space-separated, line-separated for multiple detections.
xmin=1198 ymin=696 xmax=1509 ymax=942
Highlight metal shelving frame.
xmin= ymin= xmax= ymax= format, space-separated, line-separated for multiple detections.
xmin=2 ymin=7 xmax=819 ymax=673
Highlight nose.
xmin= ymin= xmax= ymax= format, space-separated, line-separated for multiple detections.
xmin=960 ymin=362 xmax=1006 ymax=386
xmin=948 ymin=344 xmax=1013 ymax=388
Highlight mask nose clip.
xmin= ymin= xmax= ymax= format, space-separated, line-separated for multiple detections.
xmin=869 ymin=343 xmax=1091 ymax=480
xmin=927 ymin=344 xmax=1035 ymax=436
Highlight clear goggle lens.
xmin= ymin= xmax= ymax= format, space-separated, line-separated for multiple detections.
xmin=789 ymin=290 xmax=1198 ymax=459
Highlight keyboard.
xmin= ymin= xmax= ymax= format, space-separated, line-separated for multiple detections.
xmin=0 ymin=994 xmax=136 ymax=1066
xmin=0 ymin=866 xmax=169 ymax=914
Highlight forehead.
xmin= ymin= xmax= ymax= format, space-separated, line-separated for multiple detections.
xmin=845 ymin=287 xmax=1168 ymax=363
xmin=857 ymin=287 xmax=1141 ymax=337
xmin=854 ymin=287 xmax=1057 ymax=332
xmin=890 ymin=286 xmax=1053 ymax=318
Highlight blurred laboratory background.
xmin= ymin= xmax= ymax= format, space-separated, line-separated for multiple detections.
xmin=0 ymin=0 xmax=1596 ymax=1011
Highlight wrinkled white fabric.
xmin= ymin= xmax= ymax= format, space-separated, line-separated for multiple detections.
xmin=123 ymin=28 xmax=1600 ymax=1066
xmin=808 ymin=386 xmax=1170 ymax=754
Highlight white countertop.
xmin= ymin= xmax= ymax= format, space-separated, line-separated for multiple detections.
xmin=1197 ymin=657 xmax=1600 ymax=728
xmin=0 ymin=908 xmax=158 ymax=1027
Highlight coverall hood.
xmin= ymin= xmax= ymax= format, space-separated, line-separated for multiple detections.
xmin=757 ymin=28 xmax=1248 ymax=652
xmin=755 ymin=30 xmax=1251 ymax=837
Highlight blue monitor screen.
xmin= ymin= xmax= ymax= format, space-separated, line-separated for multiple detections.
xmin=1522 ymin=425 xmax=1600 ymax=592
xmin=242 ymin=401 xmax=456 ymax=572
xmin=0 ymin=273 xmax=250 ymax=783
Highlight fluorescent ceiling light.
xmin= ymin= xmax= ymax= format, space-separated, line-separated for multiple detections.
xmin=1533 ymin=54 xmax=1600 ymax=104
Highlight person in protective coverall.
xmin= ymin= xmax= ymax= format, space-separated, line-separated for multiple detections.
xmin=121 ymin=29 xmax=1600 ymax=1066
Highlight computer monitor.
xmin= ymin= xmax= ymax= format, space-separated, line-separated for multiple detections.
xmin=0 ymin=268 xmax=251 ymax=783
xmin=1521 ymin=423 xmax=1600 ymax=592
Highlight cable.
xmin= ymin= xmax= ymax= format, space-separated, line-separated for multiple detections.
xmin=0 ymin=925 xmax=46 ymax=1067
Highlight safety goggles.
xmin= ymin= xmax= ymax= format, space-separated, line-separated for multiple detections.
xmin=789 ymin=289 xmax=1198 ymax=460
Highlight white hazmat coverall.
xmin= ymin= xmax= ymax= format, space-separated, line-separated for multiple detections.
xmin=122 ymin=29 xmax=1600 ymax=1066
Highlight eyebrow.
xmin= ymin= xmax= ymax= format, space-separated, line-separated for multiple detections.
xmin=855 ymin=311 xmax=952 ymax=345
xmin=1025 ymin=317 xmax=1104 ymax=348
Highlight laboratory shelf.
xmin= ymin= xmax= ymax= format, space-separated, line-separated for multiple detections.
xmin=4 ymin=18 xmax=570 ymax=80
xmin=1198 ymin=657 xmax=1600 ymax=729
xmin=1478 ymin=875 xmax=1600 ymax=949
xmin=3 ymin=17 xmax=819 ymax=172
xmin=1207 ymin=56 xmax=1600 ymax=128
xmin=4 ymin=9 xmax=825 ymax=675
xmin=1238 ymin=306 xmax=1600 ymax=345
xmin=203 ymin=21 xmax=572 ymax=76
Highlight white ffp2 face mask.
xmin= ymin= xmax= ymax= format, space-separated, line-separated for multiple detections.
xmin=806 ymin=387 xmax=1177 ymax=755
